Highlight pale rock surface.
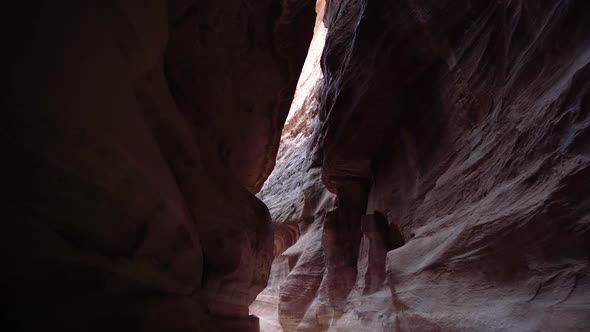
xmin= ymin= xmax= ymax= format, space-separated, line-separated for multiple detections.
xmin=250 ymin=1 xmax=336 ymax=330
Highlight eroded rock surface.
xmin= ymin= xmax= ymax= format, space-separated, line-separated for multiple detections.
xmin=250 ymin=1 xmax=337 ymax=330
xmin=1 ymin=1 xmax=314 ymax=331
xmin=256 ymin=0 xmax=590 ymax=331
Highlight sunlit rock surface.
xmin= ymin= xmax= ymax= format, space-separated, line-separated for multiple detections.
xmin=250 ymin=1 xmax=336 ymax=330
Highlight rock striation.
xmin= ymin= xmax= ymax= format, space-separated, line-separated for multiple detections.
xmin=250 ymin=2 xmax=336 ymax=330
xmin=256 ymin=0 xmax=590 ymax=331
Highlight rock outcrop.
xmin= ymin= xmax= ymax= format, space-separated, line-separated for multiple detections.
xmin=256 ymin=0 xmax=590 ymax=331
xmin=1 ymin=1 xmax=315 ymax=331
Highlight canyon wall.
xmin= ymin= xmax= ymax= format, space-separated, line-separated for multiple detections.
xmin=258 ymin=0 xmax=590 ymax=331
xmin=3 ymin=0 xmax=589 ymax=331
xmin=1 ymin=1 xmax=314 ymax=331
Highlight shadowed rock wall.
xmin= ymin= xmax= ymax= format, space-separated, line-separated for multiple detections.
xmin=1 ymin=1 xmax=315 ymax=331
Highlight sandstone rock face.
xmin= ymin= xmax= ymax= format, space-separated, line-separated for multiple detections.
xmin=166 ymin=0 xmax=316 ymax=193
xmin=255 ymin=0 xmax=590 ymax=331
xmin=1 ymin=1 xmax=314 ymax=331
xmin=250 ymin=1 xmax=338 ymax=330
